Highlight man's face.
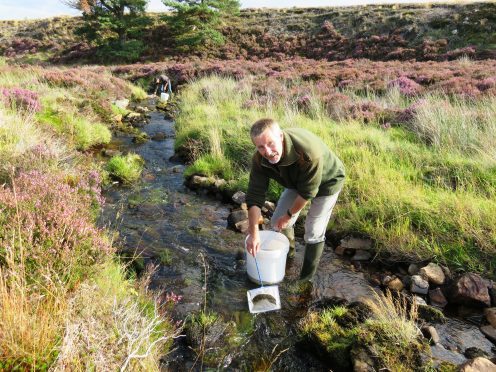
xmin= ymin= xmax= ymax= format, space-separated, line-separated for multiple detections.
xmin=253 ymin=126 xmax=284 ymax=164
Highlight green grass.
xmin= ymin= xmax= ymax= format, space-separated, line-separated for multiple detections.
xmin=173 ymin=76 xmax=496 ymax=275
xmin=106 ymin=154 xmax=144 ymax=184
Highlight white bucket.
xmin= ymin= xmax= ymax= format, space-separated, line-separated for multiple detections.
xmin=160 ymin=92 xmax=169 ymax=102
xmin=245 ymin=231 xmax=289 ymax=285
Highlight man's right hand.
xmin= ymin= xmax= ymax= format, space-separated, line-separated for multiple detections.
xmin=246 ymin=232 xmax=260 ymax=257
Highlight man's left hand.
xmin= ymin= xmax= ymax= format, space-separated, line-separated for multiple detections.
xmin=274 ymin=214 xmax=291 ymax=231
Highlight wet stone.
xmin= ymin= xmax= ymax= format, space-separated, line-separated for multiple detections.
xmin=480 ymin=325 xmax=496 ymax=344
xmin=430 ymin=344 xmax=466 ymax=366
xmin=435 ymin=318 xmax=495 ymax=355
xmin=429 ymin=288 xmax=448 ymax=308
xmin=227 ymin=209 xmax=248 ymax=229
xmin=151 ymin=131 xmax=167 ymax=141
xmin=422 ymin=325 xmax=440 ymax=345
xmin=464 ymin=346 xmax=489 ymax=359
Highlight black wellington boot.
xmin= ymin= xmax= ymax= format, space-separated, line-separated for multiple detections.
xmin=281 ymin=227 xmax=295 ymax=258
xmin=299 ymin=241 xmax=325 ymax=282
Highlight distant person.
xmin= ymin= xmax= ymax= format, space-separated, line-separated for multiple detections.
xmin=154 ymin=74 xmax=172 ymax=96
xmin=245 ymin=118 xmax=345 ymax=283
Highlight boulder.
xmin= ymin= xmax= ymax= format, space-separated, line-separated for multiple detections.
xmin=450 ymin=273 xmax=491 ymax=307
xmin=484 ymin=308 xmax=496 ymax=328
xmin=480 ymin=325 xmax=496 ymax=343
xmin=264 ymin=201 xmax=275 ymax=212
xmin=232 ymin=191 xmax=246 ymax=205
xmin=387 ymin=277 xmax=404 ymax=292
xmin=429 ymin=288 xmax=448 ymax=308
xmin=351 ymin=250 xmax=372 ymax=261
xmin=408 ymin=263 xmax=420 ymax=275
xmin=458 ymin=357 xmax=496 ymax=372
xmin=227 ymin=209 xmax=248 ymax=229
xmin=420 ymin=263 xmax=445 ymax=285
xmin=340 ymin=236 xmax=373 ymax=250
xmin=234 ymin=219 xmax=249 ymax=234
xmin=411 ymin=275 xmax=429 ymax=295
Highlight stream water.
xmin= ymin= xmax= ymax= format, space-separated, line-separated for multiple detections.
xmin=100 ymin=109 xmax=495 ymax=370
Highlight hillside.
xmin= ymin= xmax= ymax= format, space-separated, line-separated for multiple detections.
xmin=0 ymin=2 xmax=495 ymax=63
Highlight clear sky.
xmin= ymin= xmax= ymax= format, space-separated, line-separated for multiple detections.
xmin=0 ymin=0 xmax=468 ymax=21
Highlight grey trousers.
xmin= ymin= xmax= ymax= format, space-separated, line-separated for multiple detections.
xmin=271 ymin=189 xmax=341 ymax=244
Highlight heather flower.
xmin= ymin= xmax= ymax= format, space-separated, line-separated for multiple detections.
xmin=388 ymin=76 xmax=422 ymax=97
xmin=0 ymin=170 xmax=111 ymax=287
xmin=1 ymin=87 xmax=41 ymax=112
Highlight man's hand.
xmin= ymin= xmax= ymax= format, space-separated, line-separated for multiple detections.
xmin=246 ymin=232 xmax=260 ymax=256
xmin=274 ymin=214 xmax=291 ymax=231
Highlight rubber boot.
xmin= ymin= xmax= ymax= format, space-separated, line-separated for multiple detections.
xmin=299 ymin=241 xmax=325 ymax=282
xmin=281 ymin=227 xmax=295 ymax=258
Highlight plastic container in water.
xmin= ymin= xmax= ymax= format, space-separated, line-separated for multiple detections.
xmin=245 ymin=230 xmax=289 ymax=284
xmin=160 ymin=92 xmax=169 ymax=102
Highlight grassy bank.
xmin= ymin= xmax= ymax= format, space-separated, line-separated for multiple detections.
xmin=0 ymin=65 xmax=176 ymax=369
xmin=174 ymin=75 xmax=496 ymax=275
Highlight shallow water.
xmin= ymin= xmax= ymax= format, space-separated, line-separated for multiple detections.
xmin=99 ymin=109 xmax=496 ymax=370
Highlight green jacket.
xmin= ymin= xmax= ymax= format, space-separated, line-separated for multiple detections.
xmin=246 ymin=128 xmax=345 ymax=209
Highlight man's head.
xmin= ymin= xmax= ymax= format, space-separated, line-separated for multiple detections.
xmin=250 ymin=118 xmax=284 ymax=164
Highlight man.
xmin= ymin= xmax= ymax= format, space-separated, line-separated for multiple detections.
xmin=245 ymin=118 xmax=345 ymax=282
xmin=153 ymin=74 xmax=172 ymax=96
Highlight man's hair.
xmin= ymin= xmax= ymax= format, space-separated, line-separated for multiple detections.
xmin=250 ymin=118 xmax=280 ymax=138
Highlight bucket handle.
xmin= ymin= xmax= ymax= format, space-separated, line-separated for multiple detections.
xmin=254 ymin=255 xmax=264 ymax=288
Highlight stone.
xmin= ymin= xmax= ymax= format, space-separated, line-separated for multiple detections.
xmin=351 ymin=250 xmax=372 ymax=261
xmin=485 ymin=308 xmax=496 ymax=328
xmin=240 ymin=202 xmax=247 ymax=210
xmin=340 ymin=236 xmax=373 ymax=250
xmin=113 ymin=98 xmax=129 ymax=109
xmin=135 ymin=105 xmax=149 ymax=114
xmin=429 ymin=288 xmax=448 ymax=308
xmin=450 ymin=273 xmax=491 ymax=307
xmin=387 ymin=277 xmax=404 ymax=292
xmin=411 ymin=275 xmax=429 ymax=295
xmin=234 ymin=219 xmax=249 ymax=234
xmin=419 ymin=263 xmax=445 ymax=285
xmin=408 ymin=263 xmax=419 ymax=275
xmin=264 ymin=201 xmax=275 ymax=212
xmin=480 ymin=325 xmax=496 ymax=343
xmin=458 ymin=357 xmax=496 ymax=372
xmin=232 ymin=191 xmax=246 ymax=205
xmin=421 ymin=325 xmax=440 ymax=345
xmin=414 ymin=296 xmax=427 ymax=306
xmin=151 ymin=132 xmax=167 ymax=141
xmin=334 ymin=245 xmax=346 ymax=255
xmin=464 ymin=347 xmax=489 ymax=359
xmin=489 ymin=286 xmax=496 ymax=307
xmin=227 ymin=209 xmax=248 ymax=229
xmin=214 ymin=179 xmax=226 ymax=189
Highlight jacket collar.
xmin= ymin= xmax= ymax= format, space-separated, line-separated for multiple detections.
xmin=261 ymin=130 xmax=299 ymax=168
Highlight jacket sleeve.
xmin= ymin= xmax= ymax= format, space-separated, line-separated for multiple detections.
xmin=296 ymin=156 xmax=323 ymax=200
xmin=245 ymin=159 xmax=269 ymax=209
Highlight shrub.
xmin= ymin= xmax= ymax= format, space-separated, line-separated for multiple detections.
xmin=388 ymin=76 xmax=422 ymax=97
xmin=0 ymin=170 xmax=111 ymax=288
xmin=1 ymin=88 xmax=41 ymax=112
xmin=106 ymin=154 xmax=144 ymax=184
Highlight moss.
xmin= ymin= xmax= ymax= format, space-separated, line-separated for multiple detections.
xmin=417 ymin=305 xmax=446 ymax=324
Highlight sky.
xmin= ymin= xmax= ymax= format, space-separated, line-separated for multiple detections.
xmin=0 ymin=0 xmax=462 ymax=21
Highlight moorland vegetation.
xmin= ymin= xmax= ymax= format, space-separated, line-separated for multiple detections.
xmin=0 ymin=1 xmax=495 ymax=369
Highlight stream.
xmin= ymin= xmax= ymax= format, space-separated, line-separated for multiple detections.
xmin=100 ymin=108 xmax=496 ymax=370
